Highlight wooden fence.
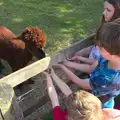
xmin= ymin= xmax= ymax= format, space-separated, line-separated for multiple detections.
xmin=0 ymin=34 xmax=95 ymax=120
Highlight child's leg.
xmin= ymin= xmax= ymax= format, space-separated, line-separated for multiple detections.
xmin=53 ymin=64 xmax=92 ymax=90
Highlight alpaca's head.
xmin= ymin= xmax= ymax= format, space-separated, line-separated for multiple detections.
xmin=15 ymin=27 xmax=46 ymax=59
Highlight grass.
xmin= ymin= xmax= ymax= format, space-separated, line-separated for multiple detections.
xmin=0 ymin=0 xmax=103 ymax=55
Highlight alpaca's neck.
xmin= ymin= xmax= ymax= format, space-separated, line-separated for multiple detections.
xmin=0 ymin=40 xmax=32 ymax=72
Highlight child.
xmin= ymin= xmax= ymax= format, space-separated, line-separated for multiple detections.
xmin=43 ymin=69 xmax=120 ymax=120
xmin=53 ymin=18 xmax=120 ymax=108
xmin=62 ymin=0 xmax=120 ymax=73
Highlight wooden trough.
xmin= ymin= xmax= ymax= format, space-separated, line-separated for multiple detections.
xmin=0 ymin=34 xmax=95 ymax=120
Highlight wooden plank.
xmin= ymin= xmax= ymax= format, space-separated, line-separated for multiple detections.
xmin=0 ymin=57 xmax=50 ymax=87
xmin=23 ymin=101 xmax=52 ymax=120
xmin=49 ymin=33 xmax=95 ymax=66
xmin=0 ymin=83 xmax=24 ymax=120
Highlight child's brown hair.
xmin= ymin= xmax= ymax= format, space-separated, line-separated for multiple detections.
xmin=101 ymin=0 xmax=120 ymax=24
xmin=95 ymin=0 xmax=120 ymax=44
xmin=65 ymin=90 xmax=102 ymax=120
xmin=96 ymin=18 xmax=120 ymax=55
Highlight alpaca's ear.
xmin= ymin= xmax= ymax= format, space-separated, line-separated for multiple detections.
xmin=24 ymin=28 xmax=31 ymax=33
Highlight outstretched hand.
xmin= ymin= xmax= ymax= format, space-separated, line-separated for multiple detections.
xmin=52 ymin=63 xmax=65 ymax=69
xmin=42 ymin=71 xmax=50 ymax=78
xmin=67 ymin=56 xmax=82 ymax=63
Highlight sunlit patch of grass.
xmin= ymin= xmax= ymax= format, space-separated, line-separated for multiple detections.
xmin=0 ymin=2 xmax=3 ymax=6
xmin=12 ymin=17 xmax=24 ymax=23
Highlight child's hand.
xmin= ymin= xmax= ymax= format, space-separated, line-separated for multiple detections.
xmin=45 ymin=68 xmax=55 ymax=77
xmin=52 ymin=64 xmax=65 ymax=69
xmin=66 ymin=57 xmax=73 ymax=61
xmin=42 ymin=70 xmax=53 ymax=89
xmin=62 ymin=59 xmax=69 ymax=65
xmin=67 ymin=56 xmax=81 ymax=63
xmin=50 ymin=68 xmax=55 ymax=75
xmin=71 ymin=56 xmax=79 ymax=60
xmin=42 ymin=71 xmax=51 ymax=80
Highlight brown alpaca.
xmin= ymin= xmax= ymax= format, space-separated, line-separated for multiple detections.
xmin=0 ymin=26 xmax=46 ymax=72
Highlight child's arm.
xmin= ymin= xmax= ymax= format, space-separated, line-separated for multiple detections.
xmin=74 ymin=45 xmax=93 ymax=56
xmin=62 ymin=60 xmax=98 ymax=74
xmin=102 ymin=108 xmax=120 ymax=119
xmin=43 ymin=72 xmax=59 ymax=108
xmin=51 ymin=68 xmax=73 ymax=97
xmin=69 ymin=56 xmax=97 ymax=65
xmin=53 ymin=64 xmax=92 ymax=90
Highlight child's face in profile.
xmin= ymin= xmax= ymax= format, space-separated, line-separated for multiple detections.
xmin=103 ymin=1 xmax=115 ymax=22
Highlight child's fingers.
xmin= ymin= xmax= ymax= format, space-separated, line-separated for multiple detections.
xmin=71 ymin=56 xmax=77 ymax=60
xmin=45 ymin=68 xmax=51 ymax=74
xmin=62 ymin=59 xmax=69 ymax=63
xmin=52 ymin=64 xmax=61 ymax=68
xmin=59 ymin=61 xmax=64 ymax=64
xmin=42 ymin=71 xmax=49 ymax=76
xmin=60 ymin=58 xmax=69 ymax=63
xmin=50 ymin=68 xmax=54 ymax=74
xmin=66 ymin=57 xmax=72 ymax=61
xmin=42 ymin=71 xmax=51 ymax=80
xmin=50 ymin=68 xmax=57 ymax=77
xmin=67 ymin=56 xmax=78 ymax=61
xmin=52 ymin=64 xmax=65 ymax=70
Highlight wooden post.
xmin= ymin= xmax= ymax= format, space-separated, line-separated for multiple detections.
xmin=0 ymin=83 xmax=24 ymax=120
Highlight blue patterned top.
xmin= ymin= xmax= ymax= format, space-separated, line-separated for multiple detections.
xmin=89 ymin=56 xmax=120 ymax=103
xmin=89 ymin=45 xmax=100 ymax=60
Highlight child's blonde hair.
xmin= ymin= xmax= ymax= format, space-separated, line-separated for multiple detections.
xmin=65 ymin=90 xmax=103 ymax=120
